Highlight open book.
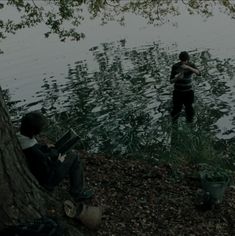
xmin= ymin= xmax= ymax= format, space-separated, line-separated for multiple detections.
xmin=55 ymin=128 xmax=80 ymax=154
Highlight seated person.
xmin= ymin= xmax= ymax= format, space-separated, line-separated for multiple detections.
xmin=17 ymin=111 xmax=93 ymax=201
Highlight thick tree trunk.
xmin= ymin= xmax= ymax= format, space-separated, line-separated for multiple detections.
xmin=0 ymin=89 xmax=49 ymax=228
xmin=0 ymin=88 xmax=84 ymax=236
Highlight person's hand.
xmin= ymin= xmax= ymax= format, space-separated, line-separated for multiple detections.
xmin=58 ymin=153 xmax=66 ymax=163
xmin=181 ymin=64 xmax=200 ymax=75
xmin=47 ymin=143 xmax=55 ymax=148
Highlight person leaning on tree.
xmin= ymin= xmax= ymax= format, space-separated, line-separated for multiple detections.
xmin=170 ymin=51 xmax=201 ymax=123
xmin=17 ymin=111 xmax=93 ymax=201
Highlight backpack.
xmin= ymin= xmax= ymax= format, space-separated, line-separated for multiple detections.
xmin=0 ymin=217 xmax=63 ymax=236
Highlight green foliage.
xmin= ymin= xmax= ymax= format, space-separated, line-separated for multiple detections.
xmin=170 ymin=124 xmax=218 ymax=165
xmin=199 ymin=163 xmax=230 ymax=182
xmin=169 ymin=121 xmax=234 ymax=182
xmin=1 ymin=0 xmax=235 ymax=42
xmin=1 ymin=0 xmax=86 ymax=41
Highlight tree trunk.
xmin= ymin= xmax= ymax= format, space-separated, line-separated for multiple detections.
xmin=0 ymin=88 xmax=83 ymax=235
xmin=0 ymin=88 xmax=48 ymax=226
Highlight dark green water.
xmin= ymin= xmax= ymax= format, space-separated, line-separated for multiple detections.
xmin=1 ymin=3 xmax=235 ymax=157
xmin=5 ymin=41 xmax=234 ymax=157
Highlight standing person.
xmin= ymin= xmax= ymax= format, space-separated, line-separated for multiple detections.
xmin=170 ymin=51 xmax=201 ymax=123
xmin=17 ymin=111 xmax=93 ymax=201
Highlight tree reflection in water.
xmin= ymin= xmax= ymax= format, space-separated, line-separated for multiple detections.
xmin=15 ymin=41 xmax=231 ymax=157
xmin=2 ymin=43 xmax=233 ymax=159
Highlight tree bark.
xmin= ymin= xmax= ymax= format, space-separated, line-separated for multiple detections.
xmin=0 ymin=88 xmax=48 ymax=227
xmin=0 ymin=88 xmax=83 ymax=235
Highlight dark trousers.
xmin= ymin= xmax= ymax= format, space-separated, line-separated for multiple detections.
xmin=171 ymin=90 xmax=194 ymax=122
xmin=47 ymin=153 xmax=84 ymax=197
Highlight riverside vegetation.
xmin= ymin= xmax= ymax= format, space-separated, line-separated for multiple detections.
xmin=41 ymin=117 xmax=235 ymax=235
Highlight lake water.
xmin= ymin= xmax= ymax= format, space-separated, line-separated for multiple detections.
xmin=1 ymin=3 xmax=235 ymax=155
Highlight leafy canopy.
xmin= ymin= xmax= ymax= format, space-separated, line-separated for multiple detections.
xmin=0 ymin=0 xmax=235 ymax=42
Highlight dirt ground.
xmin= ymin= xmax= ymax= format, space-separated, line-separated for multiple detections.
xmin=65 ymin=153 xmax=235 ymax=236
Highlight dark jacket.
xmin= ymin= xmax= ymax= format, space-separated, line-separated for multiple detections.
xmin=170 ymin=62 xmax=199 ymax=92
xmin=23 ymin=144 xmax=61 ymax=184
xmin=17 ymin=133 xmax=61 ymax=185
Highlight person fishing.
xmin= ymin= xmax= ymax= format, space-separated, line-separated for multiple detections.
xmin=170 ymin=51 xmax=201 ymax=123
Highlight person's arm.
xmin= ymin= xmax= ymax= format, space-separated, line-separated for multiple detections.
xmin=181 ymin=64 xmax=201 ymax=76
xmin=170 ymin=64 xmax=185 ymax=84
xmin=170 ymin=65 xmax=178 ymax=84
xmin=36 ymin=143 xmax=52 ymax=152
xmin=36 ymin=142 xmax=67 ymax=163
xmin=24 ymin=144 xmax=63 ymax=172
xmin=23 ymin=145 xmax=52 ymax=177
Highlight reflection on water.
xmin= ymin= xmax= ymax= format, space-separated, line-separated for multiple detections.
xmin=5 ymin=41 xmax=235 ymax=156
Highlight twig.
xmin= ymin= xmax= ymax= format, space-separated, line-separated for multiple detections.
xmin=32 ymin=0 xmax=39 ymax=9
